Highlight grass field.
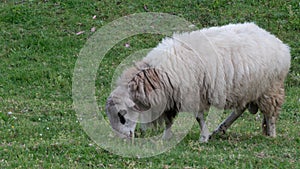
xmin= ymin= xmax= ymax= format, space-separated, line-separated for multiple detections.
xmin=0 ymin=0 xmax=299 ymax=168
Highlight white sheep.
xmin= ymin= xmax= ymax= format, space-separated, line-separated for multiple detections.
xmin=105 ymin=23 xmax=291 ymax=142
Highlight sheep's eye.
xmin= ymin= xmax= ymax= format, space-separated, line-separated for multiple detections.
xmin=118 ymin=111 xmax=126 ymax=124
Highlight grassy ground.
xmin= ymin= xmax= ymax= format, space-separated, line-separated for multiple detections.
xmin=0 ymin=0 xmax=299 ymax=168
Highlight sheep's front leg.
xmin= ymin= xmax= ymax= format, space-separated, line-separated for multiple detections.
xmin=211 ymin=108 xmax=245 ymax=136
xmin=195 ymin=111 xmax=210 ymax=143
xmin=162 ymin=118 xmax=173 ymax=140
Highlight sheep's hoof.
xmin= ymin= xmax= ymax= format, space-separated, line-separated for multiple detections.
xmin=267 ymin=129 xmax=276 ymax=138
xmin=199 ymin=135 xmax=209 ymax=143
xmin=162 ymin=130 xmax=173 ymax=140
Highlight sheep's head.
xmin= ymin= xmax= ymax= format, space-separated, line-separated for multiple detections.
xmin=106 ymin=68 xmax=169 ymax=139
xmin=106 ymin=87 xmax=136 ymax=138
xmin=105 ymin=86 xmax=152 ymax=139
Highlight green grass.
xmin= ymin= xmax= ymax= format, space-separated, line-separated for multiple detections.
xmin=0 ymin=0 xmax=299 ymax=168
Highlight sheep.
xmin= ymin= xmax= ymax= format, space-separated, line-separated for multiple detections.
xmin=105 ymin=23 xmax=291 ymax=142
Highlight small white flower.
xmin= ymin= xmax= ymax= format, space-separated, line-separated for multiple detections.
xmin=91 ymin=27 xmax=96 ymax=32
xmin=76 ymin=31 xmax=85 ymax=35
xmin=125 ymin=43 xmax=130 ymax=48
xmin=7 ymin=111 xmax=12 ymax=115
xmin=255 ymin=114 xmax=260 ymax=121
xmin=92 ymin=15 xmax=97 ymax=19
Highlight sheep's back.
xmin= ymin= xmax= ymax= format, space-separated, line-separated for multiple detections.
xmin=142 ymin=23 xmax=291 ymax=110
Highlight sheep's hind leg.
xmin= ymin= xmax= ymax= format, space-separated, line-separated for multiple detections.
xmin=258 ymin=83 xmax=284 ymax=137
xmin=261 ymin=114 xmax=276 ymax=137
xmin=195 ymin=111 xmax=210 ymax=143
xmin=211 ymin=108 xmax=245 ymax=137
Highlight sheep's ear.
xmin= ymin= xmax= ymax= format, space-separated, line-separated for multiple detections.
xmin=132 ymin=100 xmax=151 ymax=112
xmin=128 ymin=94 xmax=151 ymax=113
xmin=124 ymin=94 xmax=150 ymax=113
xmin=124 ymin=97 xmax=135 ymax=108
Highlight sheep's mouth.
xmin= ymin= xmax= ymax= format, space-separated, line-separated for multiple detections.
xmin=126 ymin=130 xmax=135 ymax=139
xmin=111 ymin=128 xmax=135 ymax=139
xmin=115 ymin=130 xmax=135 ymax=144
